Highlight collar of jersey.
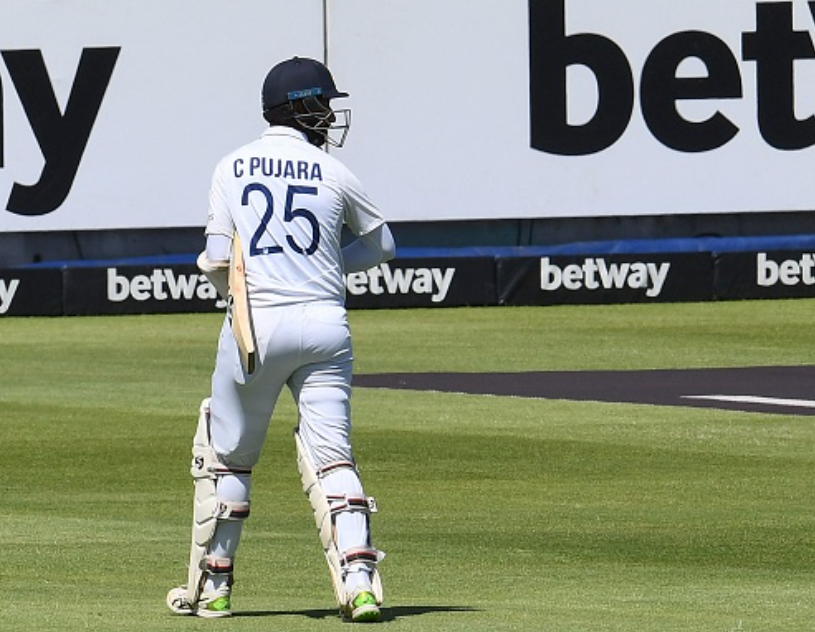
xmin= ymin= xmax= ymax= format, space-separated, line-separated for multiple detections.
xmin=262 ymin=126 xmax=309 ymax=143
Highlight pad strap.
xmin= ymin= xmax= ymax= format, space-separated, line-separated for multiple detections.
xmin=216 ymin=500 xmax=251 ymax=521
xmin=328 ymin=493 xmax=378 ymax=515
xmin=205 ymin=556 xmax=234 ymax=576
xmin=321 ymin=462 xmax=378 ymax=517
xmin=340 ymin=546 xmax=381 ymax=569
xmin=317 ymin=461 xmax=357 ymax=477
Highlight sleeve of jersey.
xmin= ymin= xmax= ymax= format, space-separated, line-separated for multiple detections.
xmin=205 ymin=161 xmax=235 ymax=238
xmin=340 ymin=167 xmax=386 ymax=236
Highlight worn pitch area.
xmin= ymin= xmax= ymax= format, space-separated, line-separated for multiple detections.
xmin=354 ymin=366 xmax=815 ymax=416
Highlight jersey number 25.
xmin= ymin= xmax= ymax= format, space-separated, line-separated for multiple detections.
xmin=243 ymin=182 xmax=321 ymax=256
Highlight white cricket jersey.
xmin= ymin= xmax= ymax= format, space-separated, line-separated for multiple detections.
xmin=206 ymin=127 xmax=385 ymax=307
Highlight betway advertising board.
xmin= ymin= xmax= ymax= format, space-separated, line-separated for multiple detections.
xmin=0 ymin=268 xmax=61 ymax=316
xmin=325 ymin=0 xmax=815 ymax=220
xmin=2 ymin=0 xmax=814 ymax=232
xmin=19 ymin=257 xmax=495 ymax=316
xmin=497 ymin=253 xmax=714 ymax=305
xmin=716 ymin=251 xmax=815 ymax=300
xmin=5 ymin=250 xmax=815 ymax=316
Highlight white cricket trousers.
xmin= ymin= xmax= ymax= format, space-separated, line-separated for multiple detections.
xmin=204 ymin=300 xmax=374 ymax=595
xmin=209 ymin=300 xmax=355 ymax=470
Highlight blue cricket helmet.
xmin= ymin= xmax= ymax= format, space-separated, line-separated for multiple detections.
xmin=261 ymin=57 xmax=349 ymax=112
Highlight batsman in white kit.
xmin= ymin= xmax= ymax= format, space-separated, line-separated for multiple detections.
xmin=166 ymin=57 xmax=395 ymax=623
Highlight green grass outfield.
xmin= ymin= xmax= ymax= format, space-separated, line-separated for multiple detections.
xmin=1 ymin=300 xmax=814 ymax=631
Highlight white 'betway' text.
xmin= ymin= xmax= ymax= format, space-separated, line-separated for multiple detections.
xmin=540 ymin=257 xmax=670 ymax=297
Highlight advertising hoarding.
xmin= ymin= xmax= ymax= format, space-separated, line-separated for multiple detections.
xmin=1 ymin=0 xmax=813 ymax=232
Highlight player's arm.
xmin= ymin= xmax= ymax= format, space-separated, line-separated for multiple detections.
xmin=342 ymin=224 xmax=396 ymax=273
xmin=199 ymin=162 xmax=235 ymax=300
xmin=197 ymin=233 xmax=232 ymax=300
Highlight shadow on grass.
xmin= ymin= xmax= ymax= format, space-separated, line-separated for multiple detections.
xmin=235 ymin=605 xmax=480 ymax=621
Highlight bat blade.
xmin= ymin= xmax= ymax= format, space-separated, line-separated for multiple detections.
xmin=229 ymin=232 xmax=256 ymax=374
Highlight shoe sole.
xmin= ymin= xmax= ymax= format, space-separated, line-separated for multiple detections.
xmin=196 ymin=608 xmax=233 ymax=618
xmin=352 ymin=604 xmax=381 ymax=623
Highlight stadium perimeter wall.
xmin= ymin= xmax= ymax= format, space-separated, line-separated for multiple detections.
xmin=3 ymin=235 xmax=815 ymax=316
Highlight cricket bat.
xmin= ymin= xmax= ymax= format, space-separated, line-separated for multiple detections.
xmin=229 ymin=232 xmax=256 ymax=374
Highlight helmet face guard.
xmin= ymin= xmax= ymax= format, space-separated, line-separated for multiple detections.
xmin=292 ymin=94 xmax=350 ymax=148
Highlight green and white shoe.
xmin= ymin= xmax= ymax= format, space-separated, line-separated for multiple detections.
xmin=197 ymin=587 xmax=232 ymax=618
xmin=166 ymin=584 xmax=232 ymax=618
xmin=343 ymin=589 xmax=381 ymax=623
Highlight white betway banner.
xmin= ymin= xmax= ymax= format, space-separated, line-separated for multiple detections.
xmin=334 ymin=0 xmax=815 ymax=221
xmin=0 ymin=0 xmax=324 ymax=232
xmin=1 ymin=0 xmax=814 ymax=232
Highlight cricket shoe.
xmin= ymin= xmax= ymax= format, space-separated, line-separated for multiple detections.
xmin=166 ymin=584 xmax=232 ymax=618
xmin=342 ymin=589 xmax=381 ymax=623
